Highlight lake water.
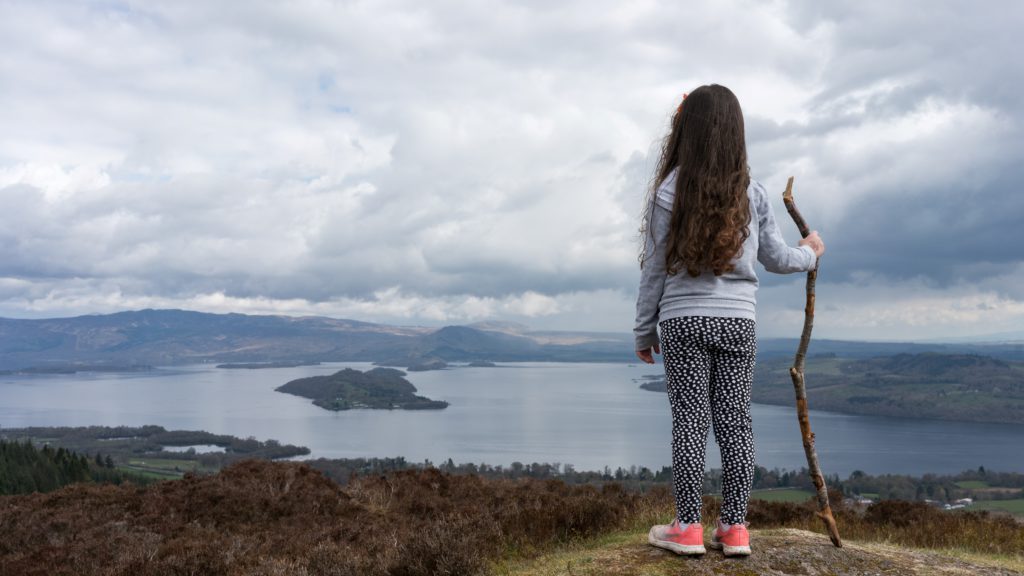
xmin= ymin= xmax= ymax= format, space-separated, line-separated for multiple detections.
xmin=1 ymin=362 xmax=1022 ymax=477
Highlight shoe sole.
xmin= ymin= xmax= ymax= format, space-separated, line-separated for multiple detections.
xmin=708 ymin=540 xmax=751 ymax=556
xmin=647 ymin=527 xmax=706 ymax=555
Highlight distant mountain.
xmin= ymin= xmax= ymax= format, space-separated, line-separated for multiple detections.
xmin=465 ymin=320 xmax=532 ymax=333
xmin=1 ymin=309 xmax=1022 ymax=371
xmin=917 ymin=330 xmax=1024 ymax=345
xmin=755 ymin=338 xmax=1024 ymax=362
xmin=0 ymin=309 xmax=425 ymax=370
xmin=0 ymin=309 xmax=634 ymax=370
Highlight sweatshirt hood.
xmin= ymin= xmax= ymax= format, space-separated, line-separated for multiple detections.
xmin=654 ymin=167 xmax=678 ymax=211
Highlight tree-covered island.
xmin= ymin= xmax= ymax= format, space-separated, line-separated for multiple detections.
xmin=275 ymin=367 xmax=448 ymax=410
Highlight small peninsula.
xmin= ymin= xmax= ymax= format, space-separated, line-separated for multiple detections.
xmin=275 ymin=367 xmax=449 ymax=411
xmin=217 ymin=361 xmax=321 ymax=369
xmin=0 ymin=364 xmax=154 ymax=375
xmin=407 ymin=359 xmax=448 ymax=372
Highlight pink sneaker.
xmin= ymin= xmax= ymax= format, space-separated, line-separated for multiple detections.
xmin=709 ymin=519 xmax=751 ymax=556
xmin=647 ymin=519 xmax=706 ymax=555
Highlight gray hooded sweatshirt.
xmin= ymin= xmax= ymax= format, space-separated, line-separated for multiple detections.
xmin=633 ymin=169 xmax=817 ymax=350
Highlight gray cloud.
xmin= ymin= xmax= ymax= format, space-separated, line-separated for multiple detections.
xmin=0 ymin=0 xmax=1021 ymax=339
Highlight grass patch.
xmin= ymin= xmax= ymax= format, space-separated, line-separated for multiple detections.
xmin=120 ymin=458 xmax=209 ymax=480
xmin=807 ymin=356 xmax=846 ymax=375
xmin=857 ymin=538 xmax=1024 ymax=574
xmin=970 ymin=499 xmax=1024 ymax=516
xmin=489 ymin=526 xmax=676 ymax=576
xmin=750 ymin=488 xmax=813 ymax=503
xmin=955 ymin=480 xmax=990 ymax=489
xmin=116 ymin=466 xmax=181 ymax=480
xmin=942 ymin=548 xmax=1024 ymax=573
xmin=127 ymin=457 xmax=200 ymax=470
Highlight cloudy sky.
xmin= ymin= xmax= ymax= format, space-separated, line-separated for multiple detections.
xmin=1 ymin=0 xmax=1021 ymax=341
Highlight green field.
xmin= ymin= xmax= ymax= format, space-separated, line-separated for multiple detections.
xmin=127 ymin=457 xmax=201 ymax=470
xmin=955 ymin=480 xmax=990 ymax=489
xmin=806 ymin=356 xmax=846 ymax=376
xmin=119 ymin=463 xmax=183 ymax=477
xmin=970 ymin=499 xmax=1024 ymax=516
xmin=120 ymin=457 xmax=213 ymax=479
xmin=750 ymin=488 xmax=814 ymax=503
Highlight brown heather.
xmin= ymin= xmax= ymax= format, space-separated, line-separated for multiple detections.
xmin=1 ymin=462 xmax=1021 ymax=575
xmin=0 ymin=459 xmax=666 ymax=575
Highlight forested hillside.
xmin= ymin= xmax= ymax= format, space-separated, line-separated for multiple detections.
xmin=0 ymin=439 xmax=149 ymax=495
xmin=753 ymin=353 xmax=1024 ymax=424
xmin=640 ymin=353 xmax=1024 ymax=424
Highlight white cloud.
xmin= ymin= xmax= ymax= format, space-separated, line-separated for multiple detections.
xmin=0 ymin=163 xmax=111 ymax=203
xmin=0 ymin=281 xmax=568 ymax=325
xmin=757 ymin=266 xmax=1024 ymax=341
xmin=0 ymin=0 xmax=1021 ymax=340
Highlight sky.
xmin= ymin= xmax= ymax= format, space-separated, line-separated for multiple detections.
xmin=0 ymin=0 xmax=1021 ymax=341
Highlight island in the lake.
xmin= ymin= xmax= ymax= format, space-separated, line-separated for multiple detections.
xmin=275 ymin=367 xmax=449 ymax=410
xmin=638 ymin=353 xmax=1024 ymax=425
xmin=407 ymin=359 xmax=448 ymax=372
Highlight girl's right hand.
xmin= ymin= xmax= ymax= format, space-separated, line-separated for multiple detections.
xmin=636 ymin=343 xmax=660 ymax=364
xmin=800 ymin=231 xmax=825 ymax=257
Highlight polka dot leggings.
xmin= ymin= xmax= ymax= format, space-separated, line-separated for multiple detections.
xmin=659 ymin=315 xmax=756 ymax=525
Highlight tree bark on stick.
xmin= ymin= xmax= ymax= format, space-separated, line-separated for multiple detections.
xmin=782 ymin=176 xmax=843 ymax=548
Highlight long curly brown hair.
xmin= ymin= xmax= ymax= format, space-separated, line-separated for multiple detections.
xmin=641 ymin=84 xmax=751 ymax=277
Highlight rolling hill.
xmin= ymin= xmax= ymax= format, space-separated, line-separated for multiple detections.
xmin=2 ymin=309 xmax=1023 ymax=371
xmin=0 ymin=308 xmax=633 ymax=370
xmin=640 ymin=353 xmax=1024 ymax=424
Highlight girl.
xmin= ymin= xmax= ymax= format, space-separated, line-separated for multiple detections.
xmin=634 ymin=84 xmax=825 ymax=557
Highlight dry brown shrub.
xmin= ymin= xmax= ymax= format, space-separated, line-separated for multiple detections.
xmin=854 ymin=500 xmax=1024 ymax=553
xmin=0 ymin=459 xmax=663 ymax=576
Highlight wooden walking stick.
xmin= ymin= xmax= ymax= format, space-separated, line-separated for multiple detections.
xmin=782 ymin=176 xmax=843 ymax=548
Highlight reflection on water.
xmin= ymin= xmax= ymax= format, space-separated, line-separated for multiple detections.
xmin=2 ymin=362 xmax=1022 ymax=475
